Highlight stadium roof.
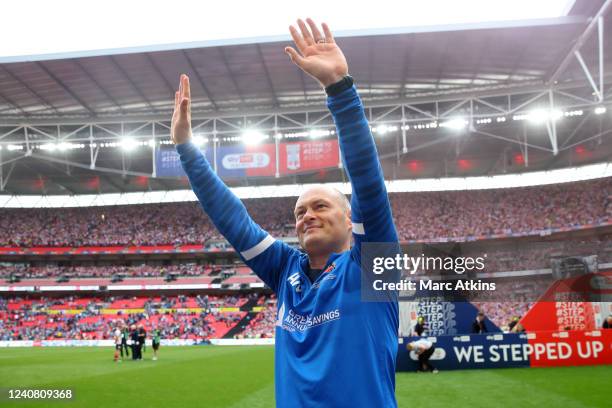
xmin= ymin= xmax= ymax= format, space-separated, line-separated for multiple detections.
xmin=0 ymin=0 xmax=611 ymax=195
xmin=2 ymin=161 xmax=611 ymax=208
xmin=0 ymin=0 xmax=578 ymax=63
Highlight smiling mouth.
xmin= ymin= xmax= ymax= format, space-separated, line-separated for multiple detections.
xmin=304 ymin=226 xmax=321 ymax=233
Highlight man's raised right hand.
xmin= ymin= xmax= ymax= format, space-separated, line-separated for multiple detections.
xmin=171 ymin=74 xmax=192 ymax=145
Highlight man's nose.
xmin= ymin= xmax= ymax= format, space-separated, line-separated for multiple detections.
xmin=303 ymin=208 xmax=317 ymax=221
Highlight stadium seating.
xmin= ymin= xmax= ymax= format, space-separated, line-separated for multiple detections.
xmin=0 ymin=294 xmax=268 ymax=341
xmin=3 ymin=232 xmax=611 ymax=282
xmin=0 ymin=178 xmax=610 ymax=247
xmin=1 ymin=178 xmax=611 ymax=341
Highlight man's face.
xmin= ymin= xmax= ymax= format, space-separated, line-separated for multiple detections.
xmin=294 ymin=186 xmax=352 ymax=256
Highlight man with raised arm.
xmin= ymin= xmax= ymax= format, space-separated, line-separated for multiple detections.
xmin=172 ymin=18 xmax=399 ymax=408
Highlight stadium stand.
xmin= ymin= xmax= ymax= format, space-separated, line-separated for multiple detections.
xmin=0 ymin=294 xmax=266 ymax=341
xmin=1 ymin=178 xmax=611 ymax=341
xmin=0 ymin=178 xmax=610 ymax=247
xmin=2 ymin=233 xmax=611 ymax=283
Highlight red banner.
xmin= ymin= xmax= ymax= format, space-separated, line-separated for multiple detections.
xmin=279 ymin=140 xmax=339 ymax=174
xmin=520 ymin=272 xmax=611 ymax=332
xmin=526 ymin=329 xmax=612 ymax=367
xmin=521 ymin=302 xmax=597 ymax=332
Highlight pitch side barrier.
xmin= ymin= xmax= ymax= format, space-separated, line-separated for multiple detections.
xmin=3 ymin=332 xmax=609 ymax=371
xmin=397 ymin=329 xmax=611 ymax=371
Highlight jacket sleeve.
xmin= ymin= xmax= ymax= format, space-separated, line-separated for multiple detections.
xmin=176 ymin=142 xmax=297 ymax=292
xmin=327 ymin=86 xmax=399 ymax=263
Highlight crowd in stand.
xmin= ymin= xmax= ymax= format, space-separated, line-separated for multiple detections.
xmin=1 ymin=178 xmax=611 ymax=341
xmin=0 ymin=275 xmax=562 ymax=342
xmin=238 ymin=297 xmax=277 ymax=339
xmin=1 ymin=178 xmax=610 ymax=247
xmin=462 ymin=236 xmax=612 ymax=273
xmin=0 ymin=265 xmax=603 ymax=340
xmin=0 ymin=203 xmax=214 ymax=247
xmin=0 ymin=264 xmax=214 ymax=279
xmin=472 ymin=301 xmax=533 ymax=332
xmin=0 ymin=198 xmax=295 ymax=247
xmin=2 ymin=232 xmax=611 ymax=280
xmin=0 ymin=294 xmax=256 ymax=341
xmin=391 ymin=178 xmax=612 ymax=241
xmin=470 ymin=277 xmax=552 ymax=330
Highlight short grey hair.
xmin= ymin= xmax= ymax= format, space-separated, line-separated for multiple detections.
xmin=331 ymin=187 xmax=350 ymax=213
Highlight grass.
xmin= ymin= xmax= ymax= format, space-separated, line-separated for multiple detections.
xmin=0 ymin=346 xmax=608 ymax=407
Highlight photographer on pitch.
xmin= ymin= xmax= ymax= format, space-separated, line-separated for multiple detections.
xmin=172 ymin=18 xmax=399 ymax=408
xmin=407 ymin=339 xmax=439 ymax=373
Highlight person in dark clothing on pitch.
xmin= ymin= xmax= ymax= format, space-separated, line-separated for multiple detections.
xmin=130 ymin=325 xmax=140 ymax=360
xmin=472 ymin=311 xmax=488 ymax=334
xmin=137 ymin=325 xmax=146 ymax=359
xmin=120 ymin=323 xmax=130 ymax=359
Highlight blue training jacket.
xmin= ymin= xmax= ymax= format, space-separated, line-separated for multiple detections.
xmin=177 ymin=85 xmax=399 ymax=408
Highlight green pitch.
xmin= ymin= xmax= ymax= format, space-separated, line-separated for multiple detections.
xmin=0 ymin=347 xmax=608 ymax=407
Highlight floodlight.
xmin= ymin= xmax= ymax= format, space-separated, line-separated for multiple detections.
xmin=309 ymin=129 xmax=330 ymax=139
xmin=57 ymin=142 xmax=76 ymax=151
xmin=192 ymin=135 xmax=207 ymax=147
xmin=595 ymin=106 xmax=607 ymax=115
xmin=120 ymin=137 xmax=138 ymax=151
xmin=40 ymin=143 xmax=57 ymax=152
xmin=241 ymin=130 xmax=267 ymax=146
xmin=527 ymin=109 xmax=562 ymax=124
xmin=442 ymin=118 xmax=468 ymax=130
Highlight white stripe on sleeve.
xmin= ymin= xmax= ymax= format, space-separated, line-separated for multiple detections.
xmin=240 ymin=235 xmax=275 ymax=261
xmin=352 ymin=222 xmax=365 ymax=235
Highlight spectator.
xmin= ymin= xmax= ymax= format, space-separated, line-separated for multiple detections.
xmin=413 ymin=316 xmax=427 ymax=336
xmin=603 ymin=314 xmax=612 ymax=329
xmin=472 ymin=311 xmax=488 ymax=334
xmin=508 ymin=316 xmax=520 ymax=332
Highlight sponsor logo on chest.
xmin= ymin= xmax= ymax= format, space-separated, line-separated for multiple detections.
xmin=276 ymin=302 xmax=341 ymax=332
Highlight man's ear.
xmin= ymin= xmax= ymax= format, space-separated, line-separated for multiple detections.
xmin=346 ymin=209 xmax=352 ymax=231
